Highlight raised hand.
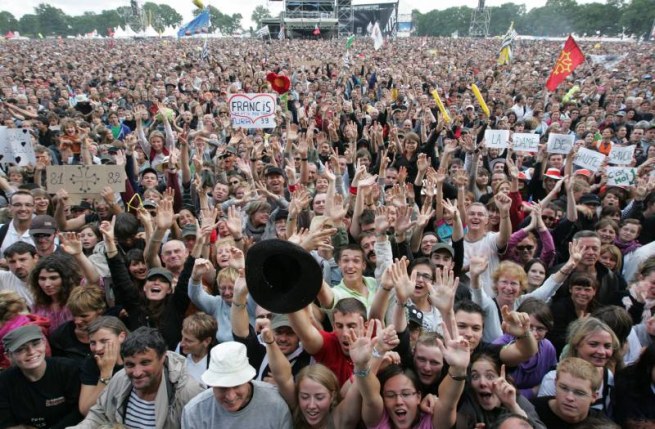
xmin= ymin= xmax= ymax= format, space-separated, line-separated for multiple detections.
xmin=394 ymin=205 xmax=416 ymax=236
xmin=325 ymin=193 xmax=347 ymax=222
xmin=491 ymin=365 xmax=518 ymax=409
xmin=436 ymin=321 xmax=470 ymax=372
xmin=494 ymin=192 xmax=512 ymax=213
xmin=228 ymin=247 xmax=245 ymax=270
xmin=99 ymin=216 xmax=116 ymax=242
xmin=155 ymin=198 xmax=174 ymax=231
xmin=59 ymin=231 xmax=83 ymax=256
xmin=441 ymin=199 xmax=459 ymax=219
xmin=374 ymin=206 xmax=390 ymax=235
xmin=416 ymin=201 xmax=435 ymax=228
xmin=300 ymin=227 xmax=336 ymax=252
xmin=501 ymin=306 xmax=531 ymax=338
xmin=390 ymin=257 xmax=415 ymax=305
xmin=100 ymin=186 xmax=115 ymax=205
xmin=469 ymin=255 xmax=489 ymax=280
xmin=225 ymin=206 xmax=243 ymax=238
xmin=417 ymin=153 xmax=430 ymax=172
xmin=233 ymin=270 xmax=249 ymax=302
xmin=375 ymin=323 xmax=400 ymax=353
xmin=191 ymin=258 xmax=213 ymax=282
xmin=347 ymin=318 xmax=378 ymax=367
xmin=567 ymin=239 xmax=586 ymax=266
xmin=428 ymin=267 xmax=459 ymax=313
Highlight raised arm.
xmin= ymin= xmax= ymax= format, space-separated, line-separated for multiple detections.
xmin=261 ymin=327 xmax=296 ymax=408
xmin=144 ymin=198 xmax=174 ymax=268
xmin=469 ymin=255 xmax=503 ymax=342
xmin=495 ymin=192 xmax=513 ymax=250
xmin=59 ymin=232 xmax=100 ymax=287
xmin=288 ymin=306 xmax=325 ymax=355
xmin=498 ymin=306 xmax=538 ymax=367
xmin=434 ymin=322 xmax=470 ymax=429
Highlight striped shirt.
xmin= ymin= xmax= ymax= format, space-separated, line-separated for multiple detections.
xmin=124 ymin=388 xmax=156 ymax=429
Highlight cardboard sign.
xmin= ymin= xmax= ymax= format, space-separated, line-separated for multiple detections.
xmin=573 ymin=147 xmax=606 ymax=172
xmin=607 ymin=167 xmax=637 ymax=187
xmin=46 ymin=165 xmax=125 ymax=194
xmin=607 ymin=145 xmax=635 ymax=165
xmin=484 ymin=129 xmax=510 ymax=149
xmin=228 ymin=93 xmax=277 ymax=129
xmin=0 ymin=128 xmax=37 ymax=166
xmin=512 ymin=133 xmax=540 ymax=153
xmin=547 ymin=133 xmax=575 ymax=154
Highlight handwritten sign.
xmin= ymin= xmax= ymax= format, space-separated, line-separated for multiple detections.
xmin=573 ymin=147 xmax=606 ymax=172
xmin=484 ymin=129 xmax=510 ymax=149
xmin=607 ymin=167 xmax=637 ymax=187
xmin=608 ymin=145 xmax=635 ymax=165
xmin=0 ymin=128 xmax=37 ymax=167
xmin=512 ymin=133 xmax=540 ymax=153
xmin=547 ymin=133 xmax=574 ymax=154
xmin=228 ymin=93 xmax=277 ymax=129
xmin=46 ymin=165 xmax=125 ymax=194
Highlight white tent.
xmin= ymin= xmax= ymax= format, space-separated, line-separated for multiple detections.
xmin=113 ymin=26 xmax=129 ymax=39
xmin=141 ymin=25 xmax=159 ymax=38
xmin=123 ymin=26 xmax=138 ymax=38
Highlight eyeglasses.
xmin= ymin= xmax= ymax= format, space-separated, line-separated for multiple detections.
xmin=516 ymin=245 xmax=534 ymax=252
xmin=382 ymin=390 xmax=418 ymax=400
xmin=415 ymin=272 xmax=434 ymax=282
xmin=32 ymin=233 xmax=53 ymax=239
xmin=530 ymin=325 xmax=548 ymax=334
xmin=557 ymin=383 xmax=591 ymax=398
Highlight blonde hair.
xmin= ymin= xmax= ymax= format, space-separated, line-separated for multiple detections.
xmin=556 ymin=357 xmax=602 ymax=392
xmin=293 ymin=364 xmax=341 ymax=429
xmin=492 ymin=260 xmax=528 ymax=295
xmin=0 ymin=291 xmax=28 ymax=324
xmin=565 ymin=317 xmax=622 ymax=371
xmin=216 ymin=267 xmax=239 ymax=286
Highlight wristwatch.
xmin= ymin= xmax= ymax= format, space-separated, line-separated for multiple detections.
xmin=99 ymin=376 xmax=112 ymax=385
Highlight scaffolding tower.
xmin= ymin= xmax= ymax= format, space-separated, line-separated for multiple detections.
xmin=336 ymin=0 xmax=353 ymax=37
xmin=468 ymin=0 xmax=490 ymax=37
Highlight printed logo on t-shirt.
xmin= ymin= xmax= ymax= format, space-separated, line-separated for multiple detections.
xmin=45 ymin=396 xmax=65 ymax=407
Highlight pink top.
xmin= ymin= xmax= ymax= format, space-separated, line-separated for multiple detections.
xmin=368 ymin=409 xmax=433 ymax=429
xmin=32 ymin=305 xmax=72 ymax=335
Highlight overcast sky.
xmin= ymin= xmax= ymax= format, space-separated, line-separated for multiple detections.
xmin=4 ymin=0 xmax=602 ymax=29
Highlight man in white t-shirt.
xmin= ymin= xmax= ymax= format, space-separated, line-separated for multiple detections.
xmin=0 ymin=191 xmax=35 ymax=263
xmin=463 ymin=193 xmax=512 ymax=297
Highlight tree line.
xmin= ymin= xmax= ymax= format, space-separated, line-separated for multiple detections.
xmin=414 ymin=0 xmax=654 ymax=38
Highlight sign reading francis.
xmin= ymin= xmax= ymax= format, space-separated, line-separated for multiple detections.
xmin=228 ymin=93 xmax=277 ymax=129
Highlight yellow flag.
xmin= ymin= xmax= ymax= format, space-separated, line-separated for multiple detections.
xmin=192 ymin=0 xmax=205 ymax=9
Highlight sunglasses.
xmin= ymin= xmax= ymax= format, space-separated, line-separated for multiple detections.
xmin=516 ymin=245 xmax=534 ymax=252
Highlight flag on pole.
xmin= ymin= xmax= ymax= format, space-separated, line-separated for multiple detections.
xmin=200 ymin=38 xmax=209 ymax=62
xmin=345 ymin=35 xmax=355 ymax=49
xmin=256 ymin=25 xmax=270 ymax=38
xmin=343 ymin=50 xmax=351 ymax=68
xmin=545 ymin=35 xmax=585 ymax=92
xmin=278 ymin=24 xmax=285 ymax=40
xmin=497 ymin=22 xmax=517 ymax=65
xmin=178 ymin=9 xmax=211 ymax=37
xmin=313 ymin=24 xmax=321 ymax=36
xmin=370 ymin=22 xmax=383 ymax=50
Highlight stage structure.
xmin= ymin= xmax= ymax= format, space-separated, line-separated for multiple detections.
xmin=352 ymin=1 xmax=398 ymax=37
xmin=260 ymin=0 xmax=397 ymax=39
xmin=468 ymin=0 xmax=490 ymax=37
xmin=397 ymin=13 xmax=412 ymax=38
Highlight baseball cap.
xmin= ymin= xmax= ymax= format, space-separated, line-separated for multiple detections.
xmin=430 ymin=243 xmax=454 ymax=258
xmin=2 ymin=325 xmax=43 ymax=353
xmin=181 ymin=224 xmax=197 ymax=238
xmin=29 ymin=215 xmax=57 ymax=235
xmin=146 ymin=267 xmax=173 ymax=284
xmin=580 ymin=193 xmax=601 ymax=206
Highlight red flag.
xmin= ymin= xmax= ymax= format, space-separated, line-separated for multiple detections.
xmin=546 ymin=35 xmax=585 ymax=92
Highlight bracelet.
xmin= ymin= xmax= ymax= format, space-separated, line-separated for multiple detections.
xmin=448 ymin=372 xmax=467 ymax=381
xmin=99 ymin=376 xmax=112 ymax=385
xmin=233 ymin=302 xmax=246 ymax=309
xmin=354 ymin=367 xmax=371 ymax=377
xmin=264 ymin=339 xmax=274 ymax=345
xmin=371 ymin=347 xmax=383 ymax=359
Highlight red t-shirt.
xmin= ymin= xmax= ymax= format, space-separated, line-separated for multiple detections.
xmin=313 ymin=330 xmax=353 ymax=386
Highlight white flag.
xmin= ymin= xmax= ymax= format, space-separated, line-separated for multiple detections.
xmin=371 ymin=22 xmax=383 ymax=51
xmin=278 ymin=25 xmax=285 ymax=40
xmin=256 ymin=25 xmax=270 ymax=38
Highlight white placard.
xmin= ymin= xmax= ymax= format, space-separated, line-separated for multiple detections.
xmin=0 ymin=126 xmax=11 ymax=165
xmin=1 ymin=128 xmax=37 ymax=166
xmin=607 ymin=145 xmax=635 ymax=165
xmin=484 ymin=129 xmax=510 ymax=149
xmin=573 ymin=147 xmax=606 ymax=172
xmin=607 ymin=167 xmax=637 ymax=187
xmin=228 ymin=93 xmax=277 ymax=129
xmin=46 ymin=165 xmax=125 ymax=194
xmin=546 ymin=133 xmax=575 ymax=154
xmin=512 ymin=133 xmax=540 ymax=153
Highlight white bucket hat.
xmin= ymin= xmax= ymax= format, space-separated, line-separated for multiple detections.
xmin=201 ymin=342 xmax=256 ymax=388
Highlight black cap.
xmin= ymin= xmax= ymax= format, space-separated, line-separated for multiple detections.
xmin=579 ymin=193 xmax=601 ymax=206
xmin=264 ymin=166 xmax=285 ymax=177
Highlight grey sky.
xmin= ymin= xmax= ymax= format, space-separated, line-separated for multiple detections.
xmin=4 ymin=0 xmax=602 ymax=30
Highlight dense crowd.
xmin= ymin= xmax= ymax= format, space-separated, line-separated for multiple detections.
xmin=0 ymin=35 xmax=654 ymax=429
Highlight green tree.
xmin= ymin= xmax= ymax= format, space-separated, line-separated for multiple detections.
xmin=488 ymin=2 xmax=526 ymax=35
xmin=251 ymin=5 xmax=271 ymax=28
xmin=157 ymin=4 xmax=183 ymax=27
xmin=620 ymin=0 xmax=655 ymax=37
xmin=70 ymin=11 xmax=98 ymax=35
xmin=0 ymin=11 xmax=18 ymax=34
xmin=18 ymin=14 xmax=40 ymax=37
xmin=574 ymin=2 xmax=621 ymax=36
xmin=34 ymin=3 xmax=71 ymax=36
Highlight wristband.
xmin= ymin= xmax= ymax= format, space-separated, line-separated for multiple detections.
xmin=349 ymin=186 xmax=358 ymax=196
xmin=448 ymin=372 xmax=467 ymax=381
xmin=264 ymin=339 xmax=274 ymax=345
xmin=288 ymin=183 xmax=299 ymax=193
xmin=516 ymin=331 xmax=531 ymax=339
xmin=371 ymin=347 xmax=383 ymax=359
xmin=233 ymin=302 xmax=246 ymax=309
xmin=354 ymin=367 xmax=371 ymax=377
xmin=99 ymin=376 xmax=112 ymax=385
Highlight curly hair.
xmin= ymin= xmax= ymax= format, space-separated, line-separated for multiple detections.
xmin=0 ymin=291 xmax=28 ymax=324
xmin=29 ymin=254 xmax=82 ymax=307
